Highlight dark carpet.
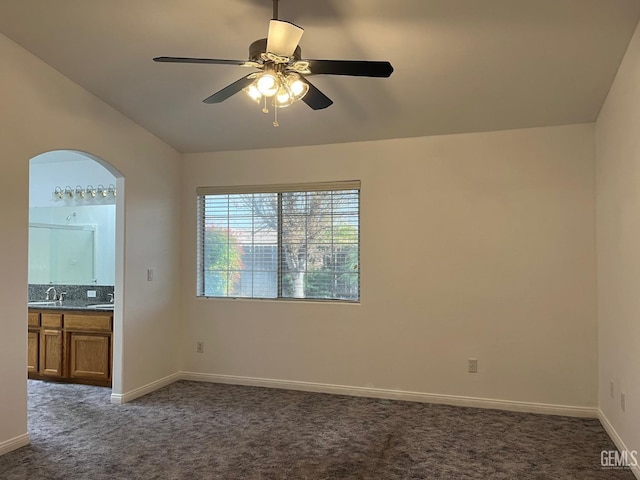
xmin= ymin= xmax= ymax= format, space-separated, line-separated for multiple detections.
xmin=0 ymin=380 xmax=634 ymax=479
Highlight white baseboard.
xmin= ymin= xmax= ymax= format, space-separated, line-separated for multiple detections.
xmin=110 ymin=372 xmax=182 ymax=405
xmin=107 ymin=370 xmax=598 ymax=418
xmin=180 ymin=372 xmax=598 ymax=418
xmin=0 ymin=433 xmax=30 ymax=456
xmin=599 ymin=410 xmax=640 ymax=480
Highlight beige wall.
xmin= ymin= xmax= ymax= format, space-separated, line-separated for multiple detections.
xmin=181 ymin=124 xmax=597 ymax=408
xmin=0 ymin=33 xmax=182 ymax=449
xmin=595 ymin=21 xmax=640 ymax=455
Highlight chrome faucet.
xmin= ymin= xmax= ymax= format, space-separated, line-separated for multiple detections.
xmin=108 ymin=292 xmax=115 ymax=303
xmin=58 ymin=292 xmax=67 ymax=305
xmin=45 ymin=286 xmax=58 ymax=301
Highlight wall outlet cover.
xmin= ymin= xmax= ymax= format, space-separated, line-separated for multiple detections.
xmin=87 ymin=290 xmax=97 ymax=298
xmin=468 ymin=358 xmax=478 ymax=374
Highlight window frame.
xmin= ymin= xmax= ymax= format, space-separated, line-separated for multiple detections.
xmin=196 ymin=181 xmax=361 ymax=303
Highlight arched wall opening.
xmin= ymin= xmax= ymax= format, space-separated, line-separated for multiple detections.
xmin=27 ymin=149 xmax=125 ymax=396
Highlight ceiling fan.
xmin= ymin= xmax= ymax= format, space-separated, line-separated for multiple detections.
xmin=153 ymin=0 xmax=394 ymax=126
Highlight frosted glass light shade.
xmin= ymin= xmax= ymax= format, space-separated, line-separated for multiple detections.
xmin=266 ymin=20 xmax=304 ymax=57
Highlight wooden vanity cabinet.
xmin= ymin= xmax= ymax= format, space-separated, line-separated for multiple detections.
xmin=68 ymin=334 xmax=110 ymax=381
xmin=27 ymin=331 xmax=39 ymax=372
xmin=40 ymin=313 xmax=64 ymax=377
xmin=40 ymin=329 xmax=64 ymax=377
xmin=65 ymin=314 xmax=112 ymax=382
xmin=27 ymin=309 xmax=113 ymax=387
xmin=27 ymin=313 xmax=40 ymax=373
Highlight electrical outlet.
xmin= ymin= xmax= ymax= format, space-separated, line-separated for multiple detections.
xmin=610 ymin=380 xmax=615 ymax=399
xmin=196 ymin=342 xmax=204 ymax=354
xmin=87 ymin=290 xmax=97 ymax=298
xmin=468 ymin=358 xmax=478 ymax=373
xmin=621 ymin=392 xmax=626 ymax=412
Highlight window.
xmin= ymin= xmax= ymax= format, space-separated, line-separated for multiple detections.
xmin=197 ymin=181 xmax=360 ymax=302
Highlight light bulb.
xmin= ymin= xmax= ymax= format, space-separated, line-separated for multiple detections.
xmin=290 ymin=80 xmax=305 ymax=97
xmin=244 ymin=83 xmax=262 ymax=103
xmin=285 ymin=73 xmax=309 ymax=100
xmin=276 ymin=87 xmax=292 ymax=107
xmin=257 ymin=74 xmax=278 ymax=97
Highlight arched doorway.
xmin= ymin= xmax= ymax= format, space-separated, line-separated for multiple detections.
xmin=27 ymin=150 xmax=124 ymax=399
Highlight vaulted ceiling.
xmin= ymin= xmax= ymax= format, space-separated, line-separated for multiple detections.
xmin=1 ymin=0 xmax=639 ymax=153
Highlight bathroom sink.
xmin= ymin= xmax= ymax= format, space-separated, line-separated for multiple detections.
xmin=28 ymin=301 xmax=59 ymax=306
xmin=87 ymin=304 xmax=115 ymax=309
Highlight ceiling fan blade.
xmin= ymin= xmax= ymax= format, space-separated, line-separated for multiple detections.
xmin=307 ymin=60 xmax=394 ymax=77
xmin=203 ymin=75 xmax=255 ymax=104
xmin=154 ymin=56 xmax=247 ymax=66
xmin=301 ymin=78 xmax=333 ymax=110
xmin=266 ymin=20 xmax=304 ymax=57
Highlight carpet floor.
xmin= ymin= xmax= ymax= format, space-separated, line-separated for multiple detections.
xmin=0 ymin=380 xmax=634 ymax=479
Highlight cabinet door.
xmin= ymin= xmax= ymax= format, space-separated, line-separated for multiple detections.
xmin=69 ymin=333 xmax=110 ymax=381
xmin=40 ymin=329 xmax=63 ymax=377
xmin=28 ymin=330 xmax=39 ymax=373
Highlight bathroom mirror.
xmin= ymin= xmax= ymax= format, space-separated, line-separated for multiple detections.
xmin=28 ymin=204 xmax=115 ymax=285
xmin=29 ymin=223 xmax=96 ymax=284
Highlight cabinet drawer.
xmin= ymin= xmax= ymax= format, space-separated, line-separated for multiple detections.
xmin=28 ymin=312 xmax=40 ymax=327
xmin=64 ymin=314 xmax=112 ymax=331
xmin=41 ymin=313 xmax=63 ymax=328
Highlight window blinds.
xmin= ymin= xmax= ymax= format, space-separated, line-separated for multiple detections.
xmin=197 ymin=181 xmax=360 ymax=302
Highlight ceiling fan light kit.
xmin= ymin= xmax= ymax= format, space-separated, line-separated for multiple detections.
xmin=153 ymin=0 xmax=393 ymax=127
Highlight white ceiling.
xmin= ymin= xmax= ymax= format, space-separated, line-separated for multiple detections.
xmin=1 ymin=0 xmax=639 ymax=153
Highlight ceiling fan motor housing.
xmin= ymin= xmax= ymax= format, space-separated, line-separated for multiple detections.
xmin=249 ymin=38 xmax=301 ymax=63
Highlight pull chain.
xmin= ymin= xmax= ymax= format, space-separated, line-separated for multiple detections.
xmin=262 ymin=96 xmax=269 ymax=114
xmin=273 ymin=105 xmax=279 ymax=127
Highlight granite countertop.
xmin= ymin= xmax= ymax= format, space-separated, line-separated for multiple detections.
xmin=27 ymin=299 xmax=114 ymax=312
xmin=28 ymin=285 xmax=115 ymax=312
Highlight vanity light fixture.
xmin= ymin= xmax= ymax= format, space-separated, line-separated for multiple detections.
xmin=52 ymin=184 xmax=116 ymax=201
